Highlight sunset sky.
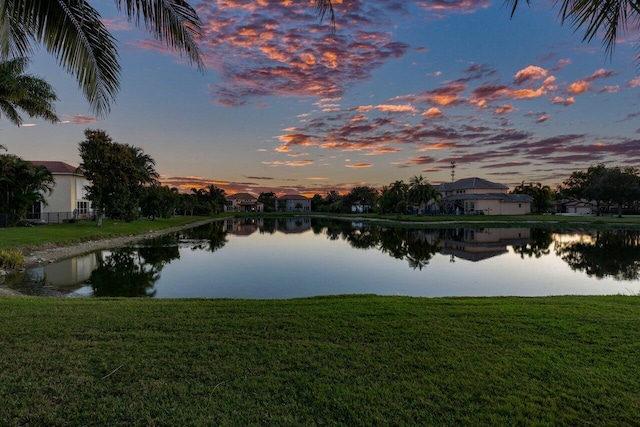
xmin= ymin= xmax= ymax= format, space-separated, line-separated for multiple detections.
xmin=3 ymin=0 xmax=640 ymax=196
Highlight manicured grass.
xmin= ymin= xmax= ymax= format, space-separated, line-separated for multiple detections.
xmin=0 ymin=295 xmax=639 ymax=425
xmin=0 ymin=216 xmax=214 ymax=252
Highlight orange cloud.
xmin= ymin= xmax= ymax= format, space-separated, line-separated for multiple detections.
xmin=375 ymin=104 xmax=418 ymax=113
xmin=345 ymin=163 xmax=373 ymax=168
xmin=567 ymin=80 xmax=590 ymax=94
xmin=262 ymin=160 xmax=313 ymax=167
xmin=422 ymin=107 xmax=443 ymax=118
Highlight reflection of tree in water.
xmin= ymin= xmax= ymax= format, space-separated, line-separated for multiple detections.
xmin=182 ymin=222 xmax=228 ymax=252
xmin=512 ymin=228 xmax=553 ymax=259
xmin=88 ymin=249 xmax=160 ymax=297
xmin=356 ymin=226 xmax=441 ymax=270
xmin=555 ymin=230 xmax=640 ymax=280
xmin=137 ymin=234 xmax=180 ymax=268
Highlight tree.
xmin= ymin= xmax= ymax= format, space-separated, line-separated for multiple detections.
xmin=258 ymin=192 xmax=277 ymax=212
xmin=79 ymin=129 xmax=157 ymax=226
xmin=408 ymin=175 xmax=439 ymax=215
xmin=0 ymin=57 xmax=58 ymax=125
xmin=510 ymin=181 xmax=553 ymax=213
xmin=0 ymin=153 xmax=54 ymax=224
xmin=207 ymin=185 xmax=227 ymax=214
xmin=378 ymin=180 xmax=408 ymax=214
xmin=342 ymin=186 xmax=378 ymax=213
xmin=140 ymin=184 xmax=179 ymax=219
xmin=1 ymin=0 xmax=204 ymax=116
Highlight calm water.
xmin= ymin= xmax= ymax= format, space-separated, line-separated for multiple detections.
xmin=7 ymin=218 xmax=640 ymax=298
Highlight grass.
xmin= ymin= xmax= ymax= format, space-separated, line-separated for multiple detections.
xmin=0 ymin=216 xmax=214 ymax=252
xmin=0 ymin=295 xmax=639 ymax=425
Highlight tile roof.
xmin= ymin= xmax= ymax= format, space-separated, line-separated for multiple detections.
xmin=278 ymin=194 xmax=309 ymax=200
xmin=437 ymin=177 xmax=508 ymax=192
xmin=29 ymin=161 xmax=81 ymax=175
xmin=226 ymin=192 xmax=257 ymax=200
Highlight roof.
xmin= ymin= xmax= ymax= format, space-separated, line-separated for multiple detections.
xmin=226 ymin=192 xmax=257 ymax=200
xmin=278 ymin=194 xmax=309 ymax=200
xmin=29 ymin=161 xmax=81 ymax=175
xmin=445 ymin=193 xmax=533 ymax=203
xmin=437 ymin=177 xmax=508 ymax=192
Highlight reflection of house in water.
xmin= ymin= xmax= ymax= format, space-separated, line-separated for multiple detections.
xmin=25 ymin=253 xmax=98 ymax=289
xmin=224 ymin=218 xmax=264 ymax=235
xmin=276 ymin=217 xmax=312 ymax=234
xmin=442 ymin=228 xmax=531 ymax=262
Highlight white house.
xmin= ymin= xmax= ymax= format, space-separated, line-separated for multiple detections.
xmin=275 ymin=194 xmax=311 ymax=212
xmin=30 ymin=161 xmax=92 ymax=221
xmin=436 ymin=177 xmax=532 ymax=215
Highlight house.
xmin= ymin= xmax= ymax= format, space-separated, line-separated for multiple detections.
xmin=29 ymin=161 xmax=92 ymax=222
xmin=275 ymin=194 xmax=311 ymax=212
xmin=225 ymin=193 xmax=264 ymax=213
xmin=436 ymin=177 xmax=532 ymax=215
xmin=551 ymin=199 xmax=597 ymax=215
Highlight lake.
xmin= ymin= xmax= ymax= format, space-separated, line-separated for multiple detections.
xmin=6 ymin=217 xmax=640 ymax=298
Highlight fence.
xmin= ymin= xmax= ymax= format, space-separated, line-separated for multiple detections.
xmin=0 ymin=213 xmax=13 ymax=228
xmin=25 ymin=211 xmax=95 ymax=225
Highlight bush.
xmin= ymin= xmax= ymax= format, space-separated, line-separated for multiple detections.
xmin=0 ymin=250 xmax=24 ymax=269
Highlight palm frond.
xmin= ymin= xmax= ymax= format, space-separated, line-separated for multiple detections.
xmin=115 ymin=0 xmax=204 ymax=70
xmin=316 ymin=0 xmax=336 ymax=29
xmin=3 ymin=0 xmax=120 ymax=117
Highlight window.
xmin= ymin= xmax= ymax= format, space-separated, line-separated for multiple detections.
xmin=76 ymin=201 xmax=89 ymax=215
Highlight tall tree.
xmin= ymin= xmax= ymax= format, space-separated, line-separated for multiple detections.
xmin=0 ymin=57 xmax=58 ymax=125
xmin=1 ymin=0 xmax=204 ymax=116
xmin=79 ymin=129 xmax=157 ymax=226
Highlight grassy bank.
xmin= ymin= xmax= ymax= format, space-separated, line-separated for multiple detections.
xmin=0 ymin=216 xmax=214 ymax=252
xmin=1 ymin=295 xmax=639 ymax=425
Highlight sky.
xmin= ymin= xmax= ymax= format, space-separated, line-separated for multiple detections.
xmin=3 ymin=0 xmax=640 ymax=196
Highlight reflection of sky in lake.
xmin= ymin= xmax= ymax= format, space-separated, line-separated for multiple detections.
xmin=59 ymin=223 xmax=640 ymax=299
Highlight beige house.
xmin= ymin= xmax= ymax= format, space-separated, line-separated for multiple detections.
xmin=275 ymin=194 xmax=311 ymax=212
xmin=30 ymin=161 xmax=92 ymax=221
xmin=225 ymin=193 xmax=264 ymax=213
xmin=437 ymin=177 xmax=532 ymax=215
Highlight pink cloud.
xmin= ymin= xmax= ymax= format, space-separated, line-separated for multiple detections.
xmin=514 ymin=65 xmax=548 ymax=85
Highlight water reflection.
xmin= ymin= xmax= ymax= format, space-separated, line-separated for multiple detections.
xmin=7 ymin=218 xmax=640 ymax=298
xmin=555 ymin=230 xmax=640 ymax=280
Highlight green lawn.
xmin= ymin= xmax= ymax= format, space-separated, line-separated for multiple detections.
xmin=0 ymin=295 xmax=639 ymax=425
xmin=0 ymin=216 xmax=214 ymax=252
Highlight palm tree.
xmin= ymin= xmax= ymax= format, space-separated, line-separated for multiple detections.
xmin=1 ymin=0 xmax=204 ymax=117
xmin=0 ymin=154 xmax=54 ymax=224
xmin=408 ymin=175 xmax=440 ymax=215
xmin=0 ymin=57 xmax=58 ymax=126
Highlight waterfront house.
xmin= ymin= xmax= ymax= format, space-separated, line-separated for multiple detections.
xmin=275 ymin=194 xmax=311 ymax=212
xmin=225 ymin=193 xmax=264 ymax=213
xmin=29 ymin=161 xmax=92 ymax=222
xmin=436 ymin=177 xmax=532 ymax=215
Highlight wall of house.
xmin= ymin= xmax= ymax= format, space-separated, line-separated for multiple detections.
xmin=42 ymin=174 xmax=91 ymax=215
xmin=498 ymin=201 xmax=531 ymax=215
xmin=43 ymin=175 xmax=73 ymax=212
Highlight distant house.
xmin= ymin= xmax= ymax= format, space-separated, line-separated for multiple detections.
xmin=436 ymin=177 xmax=532 ymax=215
xmin=565 ymin=200 xmax=597 ymax=215
xmin=29 ymin=161 xmax=92 ymax=221
xmin=225 ymin=193 xmax=264 ymax=213
xmin=276 ymin=194 xmax=311 ymax=212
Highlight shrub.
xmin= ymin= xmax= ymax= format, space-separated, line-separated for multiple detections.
xmin=0 ymin=250 xmax=25 ymax=269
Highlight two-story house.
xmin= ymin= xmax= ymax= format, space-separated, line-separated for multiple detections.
xmin=29 ymin=161 xmax=92 ymax=222
xmin=225 ymin=193 xmax=264 ymax=212
xmin=275 ymin=194 xmax=311 ymax=212
xmin=437 ymin=177 xmax=532 ymax=215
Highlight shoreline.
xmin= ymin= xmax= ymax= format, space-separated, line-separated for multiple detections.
xmin=21 ymin=218 xmax=216 ymax=268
